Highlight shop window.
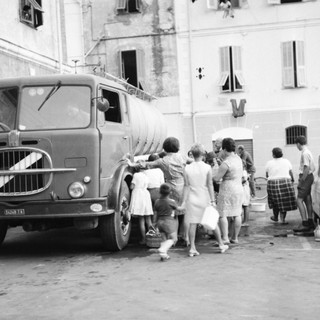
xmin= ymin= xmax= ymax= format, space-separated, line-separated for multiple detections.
xmin=116 ymin=0 xmax=141 ymax=13
xmin=218 ymin=46 xmax=245 ymax=93
xmin=281 ymin=41 xmax=306 ymax=89
xmin=286 ymin=125 xmax=306 ymax=145
xmin=20 ymin=0 xmax=43 ymax=29
xmin=119 ymin=49 xmax=148 ymax=91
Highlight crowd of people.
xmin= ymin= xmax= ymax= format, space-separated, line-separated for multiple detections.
xmin=126 ymin=134 xmax=320 ymax=261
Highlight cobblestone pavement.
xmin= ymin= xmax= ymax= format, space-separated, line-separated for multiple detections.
xmin=0 ymin=201 xmax=319 ymax=320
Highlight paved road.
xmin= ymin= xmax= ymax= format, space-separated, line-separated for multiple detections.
xmin=0 ymin=204 xmax=319 ymax=320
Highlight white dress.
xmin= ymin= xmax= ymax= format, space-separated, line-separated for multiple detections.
xmin=242 ymin=170 xmax=250 ymax=206
xmin=129 ymin=172 xmax=153 ymax=216
xmin=185 ymin=161 xmax=211 ymax=224
xmin=216 ymin=154 xmax=243 ymax=218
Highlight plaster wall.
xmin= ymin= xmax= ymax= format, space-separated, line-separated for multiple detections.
xmin=170 ymin=0 xmax=320 ymax=176
xmin=0 ymin=1 xmax=69 ymax=77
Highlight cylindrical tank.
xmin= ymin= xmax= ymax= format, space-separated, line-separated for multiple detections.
xmin=127 ymin=95 xmax=167 ymax=156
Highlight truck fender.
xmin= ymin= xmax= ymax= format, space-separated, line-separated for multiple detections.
xmin=107 ymin=161 xmax=133 ymax=211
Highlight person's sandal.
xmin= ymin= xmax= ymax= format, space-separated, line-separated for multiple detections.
xmin=188 ymin=250 xmax=200 ymax=257
xmin=219 ymin=244 xmax=229 ymax=253
xmin=159 ymin=253 xmax=170 ymax=261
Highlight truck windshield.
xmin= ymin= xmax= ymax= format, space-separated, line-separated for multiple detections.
xmin=19 ymin=85 xmax=91 ymax=130
xmin=0 ymin=87 xmax=18 ymax=131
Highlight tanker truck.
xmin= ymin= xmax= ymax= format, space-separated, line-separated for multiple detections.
xmin=0 ymin=73 xmax=167 ymax=251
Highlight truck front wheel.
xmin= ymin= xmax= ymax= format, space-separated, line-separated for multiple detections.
xmin=0 ymin=221 xmax=8 ymax=247
xmin=99 ymin=181 xmax=131 ymax=251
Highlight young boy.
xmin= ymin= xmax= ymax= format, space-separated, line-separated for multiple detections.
xmin=154 ymin=183 xmax=181 ymax=261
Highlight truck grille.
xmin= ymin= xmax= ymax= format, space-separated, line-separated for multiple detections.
xmin=0 ymin=148 xmax=52 ymax=196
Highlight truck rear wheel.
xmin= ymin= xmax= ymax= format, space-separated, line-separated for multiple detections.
xmin=0 ymin=221 xmax=8 ymax=246
xmin=99 ymin=181 xmax=131 ymax=251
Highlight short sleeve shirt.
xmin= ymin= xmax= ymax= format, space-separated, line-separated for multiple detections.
xmin=266 ymin=158 xmax=292 ymax=180
xmin=300 ymin=146 xmax=315 ymax=174
xmin=154 ymin=198 xmax=178 ymax=218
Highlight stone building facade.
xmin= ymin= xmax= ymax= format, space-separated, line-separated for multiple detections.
xmin=0 ymin=0 xmax=69 ymax=77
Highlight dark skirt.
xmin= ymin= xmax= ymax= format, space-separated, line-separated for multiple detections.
xmin=267 ymin=178 xmax=297 ymax=212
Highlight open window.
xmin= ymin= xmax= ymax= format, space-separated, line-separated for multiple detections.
xmin=116 ymin=0 xmax=141 ymax=13
xmin=207 ymin=0 xmax=248 ymax=9
xmin=101 ymin=89 xmax=122 ymax=123
xmin=119 ymin=49 xmax=148 ymax=91
xmin=20 ymin=0 xmax=43 ymax=29
xmin=218 ymin=46 xmax=245 ymax=92
xmin=281 ymin=41 xmax=306 ymax=88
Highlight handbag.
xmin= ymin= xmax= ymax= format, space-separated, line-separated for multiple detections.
xmin=201 ymin=205 xmax=219 ymax=231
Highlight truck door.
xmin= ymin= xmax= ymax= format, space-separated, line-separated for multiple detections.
xmin=98 ymin=87 xmax=130 ymax=195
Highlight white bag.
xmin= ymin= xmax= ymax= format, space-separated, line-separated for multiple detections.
xmin=201 ymin=206 xmax=219 ymax=231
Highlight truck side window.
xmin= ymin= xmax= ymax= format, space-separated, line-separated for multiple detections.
xmin=101 ymin=89 xmax=121 ymax=123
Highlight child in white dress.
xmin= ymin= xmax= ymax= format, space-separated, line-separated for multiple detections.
xmin=129 ymin=170 xmax=154 ymax=245
xmin=242 ymin=168 xmax=251 ymax=226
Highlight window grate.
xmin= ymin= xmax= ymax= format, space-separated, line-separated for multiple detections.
xmin=286 ymin=125 xmax=306 ymax=145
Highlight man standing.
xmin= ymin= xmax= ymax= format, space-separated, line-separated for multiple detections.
xmin=237 ymin=145 xmax=256 ymax=198
xmin=213 ymin=137 xmax=223 ymax=165
xmin=293 ymin=135 xmax=315 ymax=233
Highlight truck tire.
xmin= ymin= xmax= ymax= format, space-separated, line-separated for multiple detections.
xmin=0 ymin=221 xmax=8 ymax=246
xmin=99 ymin=181 xmax=131 ymax=251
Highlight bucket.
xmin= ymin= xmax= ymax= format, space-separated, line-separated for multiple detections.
xmin=250 ymin=203 xmax=266 ymax=212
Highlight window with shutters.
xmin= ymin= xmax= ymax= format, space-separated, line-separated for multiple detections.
xmin=286 ymin=125 xmax=307 ymax=145
xmin=267 ymin=0 xmax=315 ymax=4
xmin=116 ymin=0 xmax=141 ymax=13
xmin=20 ymin=0 xmax=43 ymax=29
xmin=119 ymin=50 xmax=147 ymax=91
xmin=218 ymin=46 xmax=245 ymax=93
xmin=207 ymin=0 xmax=248 ymax=9
xmin=281 ymin=41 xmax=306 ymax=89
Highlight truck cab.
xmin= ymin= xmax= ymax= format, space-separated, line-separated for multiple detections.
xmin=0 ymin=74 xmax=166 ymax=251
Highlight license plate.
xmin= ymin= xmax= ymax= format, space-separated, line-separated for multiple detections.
xmin=4 ymin=209 xmax=25 ymax=216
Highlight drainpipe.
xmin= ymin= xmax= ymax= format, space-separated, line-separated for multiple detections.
xmin=186 ymin=0 xmax=197 ymax=143
xmin=56 ymin=0 xmax=63 ymax=73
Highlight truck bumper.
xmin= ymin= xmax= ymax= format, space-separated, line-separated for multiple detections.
xmin=0 ymin=198 xmax=114 ymax=220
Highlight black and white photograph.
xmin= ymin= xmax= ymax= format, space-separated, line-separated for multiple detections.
xmin=1 ymin=1 xmax=320 ymax=319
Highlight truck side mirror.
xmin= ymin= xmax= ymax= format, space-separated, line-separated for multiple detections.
xmin=97 ymin=98 xmax=110 ymax=112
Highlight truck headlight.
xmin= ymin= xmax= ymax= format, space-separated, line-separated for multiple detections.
xmin=68 ymin=182 xmax=85 ymax=198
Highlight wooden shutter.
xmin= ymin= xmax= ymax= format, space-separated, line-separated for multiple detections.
xmin=34 ymin=0 xmax=43 ymax=28
xmin=296 ymin=41 xmax=306 ymax=87
xmin=207 ymin=0 xmax=219 ymax=10
xmin=136 ymin=49 xmax=147 ymax=91
xmin=232 ymin=46 xmax=244 ymax=91
xmin=117 ymin=0 xmax=127 ymax=10
xmin=29 ymin=0 xmax=43 ymax=11
xmin=219 ymin=47 xmax=230 ymax=91
xmin=281 ymin=42 xmax=294 ymax=88
xmin=119 ymin=51 xmax=126 ymax=79
xmin=135 ymin=0 xmax=141 ymax=12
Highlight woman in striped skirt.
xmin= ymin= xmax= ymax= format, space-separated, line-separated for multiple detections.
xmin=266 ymin=147 xmax=297 ymax=224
